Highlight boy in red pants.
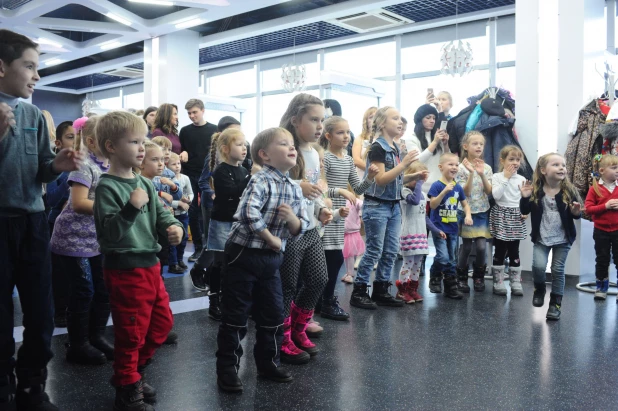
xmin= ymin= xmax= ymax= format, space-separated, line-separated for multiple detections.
xmin=93 ymin=111 xmax=184 ymax=411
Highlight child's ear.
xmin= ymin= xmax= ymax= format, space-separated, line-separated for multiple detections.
xmin=105 ymin=140 xmax=115 ymax=154
xmin=258 ymin=148 xmax=269 ymax=163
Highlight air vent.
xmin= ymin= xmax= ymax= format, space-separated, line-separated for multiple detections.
xmin=103 ymin=67 xmax=143 ymax=78
xmin=329 ymin=9 xmax=413 ymax=33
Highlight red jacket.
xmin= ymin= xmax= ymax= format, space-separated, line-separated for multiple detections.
xmin=585 ymin=184 xmax=618 ymax=232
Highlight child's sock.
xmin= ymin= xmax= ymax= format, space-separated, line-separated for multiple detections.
xmin=344 ymin=257 xmax=355 ymax=276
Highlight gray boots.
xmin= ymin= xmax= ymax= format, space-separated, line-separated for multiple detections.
xmin=491 ymin=265 xmax=507 ymax=296
xmin=508 ymin=267 xmax=524 ymax=296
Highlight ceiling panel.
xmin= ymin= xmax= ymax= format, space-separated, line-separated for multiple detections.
xmin=40 ymin=29 xmax=106 ymax=42
xmin=42 ymin=4 xmax=116 ymax=23
xmin=0 ymin=0 xmax=32 ymax=10
xmin=384 ymin=0 xmax=515 ymax=22
xmin=107 ymin=0 xmax=188 ymax=20
xmin=46 ymin=73 xmax=130 ymax=90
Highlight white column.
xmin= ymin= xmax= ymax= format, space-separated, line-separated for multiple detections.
xmin=395 ymin=35 xmax=402 ymax=111
xmin=143 ymin=30 xmax=200 ymax=129
xmin=255 ymin=60 xmax=263 ymax=134
xmin=516 ymin=0 xmax=605 ymax=276
xmin=487 ymin=18 xmax=497 ymax=87
xmin=318 ymin=49 xmax=325 ymax=100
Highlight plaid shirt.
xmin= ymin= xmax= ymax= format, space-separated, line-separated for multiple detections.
xmin=228 ymin=164 xmax=309 ymax=251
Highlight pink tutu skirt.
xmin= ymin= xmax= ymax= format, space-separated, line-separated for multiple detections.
xmin=343 ymin=232 xmax=365 ymax=259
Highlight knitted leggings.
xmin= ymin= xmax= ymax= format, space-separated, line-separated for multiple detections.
xmin=399 ymin=255 xmax=423 ymax=282
xmin=279 ymin=228 xmax=328 ymax=317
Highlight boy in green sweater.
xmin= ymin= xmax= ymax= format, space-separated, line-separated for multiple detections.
xmin=0 ymin=30 xmax=84 ymax=411
xmin=93 ymin=111 xmax=183 ymax=411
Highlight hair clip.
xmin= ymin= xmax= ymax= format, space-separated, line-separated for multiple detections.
xmin=594 ymin=154 xmax=603 ymax=162
xmin=592 ymin=171 xmax=601 ymax=178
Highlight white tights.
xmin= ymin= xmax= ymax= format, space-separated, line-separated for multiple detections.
xmin=399 ymin=255 xmax=424 ymax=282
xmin=344 ymin=256 xmax=356 ymax=275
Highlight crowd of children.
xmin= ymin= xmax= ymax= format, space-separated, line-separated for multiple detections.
xmin=1 ymin=28 xmax=613 ymax=410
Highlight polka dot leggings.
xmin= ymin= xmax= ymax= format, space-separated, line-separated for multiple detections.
xmin=399 ymin=255 xmax=424 ymax=282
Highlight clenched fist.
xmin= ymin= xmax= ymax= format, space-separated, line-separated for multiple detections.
xmin=129 ymin=187 xmax=149 ymax=209
xmin=167 ymin=225 xmax=183 ymax=246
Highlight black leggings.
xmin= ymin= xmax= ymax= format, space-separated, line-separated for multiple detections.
xmin=493 ymin=239 xmax=520 ymax=267
xmin=457 ymin=238 xmax=487 ymax=269
xmin=323 ymin=250 xmax=344 ymax=299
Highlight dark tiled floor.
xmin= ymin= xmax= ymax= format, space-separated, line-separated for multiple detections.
xmin=12 ymin=244 xmax=618 ymax=410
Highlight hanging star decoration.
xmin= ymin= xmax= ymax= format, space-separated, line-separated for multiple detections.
xmin=440 ymin=39 xmax=474 ymax=77
xmin=281 ymin=63 xmax=307 ymax=93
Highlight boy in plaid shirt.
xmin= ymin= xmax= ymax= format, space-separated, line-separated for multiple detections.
xmin=216 ymin=127 xmax=309 ymax=393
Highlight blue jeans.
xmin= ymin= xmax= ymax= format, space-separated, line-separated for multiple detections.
xmin=431 ymin=232 xmax=458 ymax=277
xmin=169 ymin=213 xmax=189 ymax=265
xmin=55 ymin=254 xmax=107 ymax=312
xmin=532 ymin=242 xmax=571 ymax=295
xmin=355 ymin=200 xmax=401 ymax=285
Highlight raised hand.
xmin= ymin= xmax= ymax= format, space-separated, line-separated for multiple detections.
xmin=462 ymin=158 xmax=475 ymax=173
xmin=519 ymin=180 xmax=533 ymax=198
xmin=129 ymin=187 xmax=149 ymax=209
xmin=0 ymin=103 xmax=15 ymax=142
xmin=442 ymin=181 xmax=455 ymax=194
xmin=473 ymin=158 xmax=485 ymax=175
xmin=570 ymin=202 xmax=581 ymax=215
xmin=402 ymin=149 xmax=419 ymax=166
xmin=53 ymin=148 xmax=85 ymax=173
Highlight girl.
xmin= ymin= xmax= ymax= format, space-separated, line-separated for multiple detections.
xmin=490 ymin=145 xmax=527 ymax=296
xmin=279 ymin=93 xmax=333 ymax=364
xmin=397 ymin=162 xmax=442 ymax=303
xmin=455 ymin=131 xmax=493 ymax=293
xmin=152 ymin=103 xmax=182 ymax=155
xmin=143 ymin=106 xmax=157 ymax=138
xmin=42 ymin=110 xmax=56 ymax=146
xmin=351 ymin=106 xmax=418 ymax=310
xmin=319 ymin=116 xmax=378 ymax=320
xmin=352 ymin=106 xmax=377 ymax=181
xmin=206 ymin=128 xmax=249 ymax=321
xmin=167 ymin=152 xmax=193 ymax=275
xmin=342 ymin=186 xmax=363 ymax=284
xmin=584 ymin=154 xmax=618 ymax=301
xmin=520 ymin=153 xmax=582 ymax=321
xmin=49 ymin=116 xmax=114 ymax=365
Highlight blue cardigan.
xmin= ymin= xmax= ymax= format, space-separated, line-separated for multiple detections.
xmin=519 ymin=189 xmax=581 ymax=245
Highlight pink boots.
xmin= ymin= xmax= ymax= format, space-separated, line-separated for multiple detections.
xmin=281 ymin=317 xmax=310 ymax=365
xmin=290 ymin=302 xmax=319 ymax=356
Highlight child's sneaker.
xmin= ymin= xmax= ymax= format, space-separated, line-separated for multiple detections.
xmin=594 ymin=279 xmax=609 ymax=300
xmin=341 ymin=274 xmax=354 ymax=284
xmin=396 ymin=280 xmax=415 ymax=304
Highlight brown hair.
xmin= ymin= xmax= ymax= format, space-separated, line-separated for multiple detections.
xmin=359 ymin=107 xmax=377 ymax=143
xmin=151 ymin=135 xmax=172 ymax=150
xmin=153 ymin=103 xmax=178 ymax=136
xmin=530 ymin=153 xmax=580 ymax=205
xmin=459 ymin=130 xmax=485 ymax=161
xmin=251 ymin=127 xmax=293 ymax=167
xmin=185 ymin=98 xmax=204 ymax=111
xmin=96 ymin=111 xmax=148 ymax=158
xmin=498 ymin=145 xmax=523 ymax=172
xmin=319 ymin=115 xmax=348 ymax=149
xmin=591 ymin=154 xmax=618 ymax=197
xmin=279 ymin=93 xmax=324 ymax=180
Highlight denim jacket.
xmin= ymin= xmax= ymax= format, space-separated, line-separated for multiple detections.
xmin=363 ymin=136 xmax=403 ymax=202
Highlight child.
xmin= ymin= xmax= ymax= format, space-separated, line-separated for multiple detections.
xmin=490 ymin=145 xmax=527 ymax=296
xmin=206 ymin=128 xmax=250 ymax=321
xmin=351 ymin=106 xmax=418 ymax=309
xmin=319 ymin=116 xmax=378 ymax=320
xmin=585 ymin=154 xmax=618 ymax=301
xmin=93 ymin=111 xmax=183 ymax=410
xmin=342 ymin=194 xmax=363 ymax=284
xmin=352 ymin=106 xmax=377 ymax=181
xmin=397 ymin=162 xmax=442 ymax=303
xmin=216 ymin=127 xmax=309 ymax=393
xmin=394 ymin=116 xmax=408 ymax=157
xmin=0 ymin=29 xmax=84 ymax=410
xmin=167 ymin=152 xmax=193 ymax=274
xmin=520 ymin=153 xmax=582 ymax=321
xmin=50 ymin=116 xmax=115 ymax=366
xmin=455 ymin=131 xmax=493 ymax=293
xmin=151 ymin=135 xmax=179 ymax=181
xmin=428 ymin=153 xmax=473 ymax=299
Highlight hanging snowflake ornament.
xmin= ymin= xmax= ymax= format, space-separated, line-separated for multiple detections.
xmin=440 ymin=39 xmax=474 ymax=77
xmin=281 ymin=63 xmax=307 ymax=93
xmin=82 ymin=98 xmax=101 ymax=116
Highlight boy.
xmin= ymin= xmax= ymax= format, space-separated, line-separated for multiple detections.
xmin=428 ymin=153 xmax=472 ymax=300
xmin=216 ymin=127 xmax=309 ymax=393
xmin=0 ymin=30 xmax=84 ymax=410
xmin=93 ymin=111 xmax=184 ymax=411
xmin=150 ymin=135 xmax=182 ymax=202
xmin=167 ymin=152 xmax=193 ymax=274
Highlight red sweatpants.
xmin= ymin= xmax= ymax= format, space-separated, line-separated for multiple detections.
xmin=104 ymin=263 xmax=174 ymax=386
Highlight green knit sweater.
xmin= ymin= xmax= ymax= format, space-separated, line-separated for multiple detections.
xmin=94 ymin=173 xmax=183 ymax=270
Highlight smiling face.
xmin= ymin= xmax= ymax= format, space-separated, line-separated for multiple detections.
xmin=140 ymin=145 xmax=165 ymax=178
xmin=0 ymin=47 xmax=40 ymax=98
xmin=326 ymin=120 xmax=351 ymax=151
xmin=171 ymin=107 xmax=178 ymax=127
xmin=439 ymin=154 xmax=459 ymax=180
xmin=187 ymin=106 xmax=204 ymax=125
xmin=293 ymin=104 xmax=325 ymax=145
xmin=541 ymin=154 xmax=567 ymax=182
xmin=260 ymin=131 xmax=297 ymax=172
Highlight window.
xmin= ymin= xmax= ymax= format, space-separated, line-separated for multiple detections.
xmin=402 ymin=36 xmax=488 ymax=74
xmin=123 ymin=92 xmax=143 ymax=110
xmin=262 ymin=63 xmax=320 ymax=92
xmin=496 ymin=66 xmax=516 ymax=92
xmin=325 ymin=41 xmax=395 ymax=78
xmin=329 ymin=90 xmax=379 ymax=136
xmin=207 ymin=67 xmax=256 ymax=97
xmin=98 ymin=96 xmax=122 ymax=110
xmin=497 ymin=44 xmax=516 ymax=62
xmin=240 ymin=97 xmax=257 ymax=142
xmin=262 ymin=90 xmax=320 ymax=129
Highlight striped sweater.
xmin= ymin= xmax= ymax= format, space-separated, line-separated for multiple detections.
xmin=323 ymin=152 xmax=372 ymax=250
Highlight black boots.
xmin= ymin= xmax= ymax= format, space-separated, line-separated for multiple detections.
xmin=15 ymin=368 xmax=58 ymax=411
xmin=66 ymin=311 xmax=106 ymax=365
xmin=456 ymin=267 xmax=470 ymax=293
xmin=89 ymin=303 xmax=114 ymax=360
xmin=208 ymin=263 xmax=222 ymax=321
xmin=114 ymin=380 xmax=154 ymax=411
xmin=443 ymin=276 xmax=463 ymax=299
xmin=0 ymin=368 xmax=15 ymax=410
xmin=217 ymin=368 xmax=243 ymax=393
xmin=429 ymin=273 xmax=443 ymax=293
xmin=189 ymin=264 xmax=209 ymax=292
xmin=532 ymin=283 xmax=546 ymax=307
xmin=350 ymin=283 xmax=377 ymax=310
xmin=371 ymin=281 xmax=404 ymax=307
xmin=546 ymin=293 xmax=562 ymax=321
xmin=472 ymin=264 xmax=486 ymax=292
xmin=136 ymin=360 xmax=157 ymax=404
xmin=319 ymin=295 xmax=350 ymax=321
xmin=209 ymin=294 xmax=222 ymax=321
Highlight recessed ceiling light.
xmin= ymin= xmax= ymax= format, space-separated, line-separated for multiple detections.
xmin=129 ymin=0 xmax=174 ymax=5
xmin=44 ymin=59 xmax=64 ymax=67
xmin=37 ymin=38 xmax=62 ymax=48
xmin=106 ymin=13 xmax=132 ymax=26
xmin=175 ymin=18 xmax=205 ymax=29
xmin=100 ymin=41 xmax=123 ymax=50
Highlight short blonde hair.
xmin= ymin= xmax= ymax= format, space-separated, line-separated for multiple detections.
xmin=151 ymin=135 xmax=172 ymax=149
xmin=405 ymin=161 xmax=428 ymax=175
xmin=96 ymin=111 xmax=148 ymax=158
xmin=251 ymin=127 xmax=292 ymax=166
xmin=169 ymin=152 xmax=180 ymax=163
xmin=439 ymin=152 xmax=459 ymax=164
xmin=143 ymin=140 xmax=161 ymax=154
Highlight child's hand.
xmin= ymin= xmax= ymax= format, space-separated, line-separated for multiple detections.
xmin=277 ymin=204 xmax=298 ymax=225
xmin=570 ymin=202 xmax=581 ymax=215
xmin=159 ymin=177 xmax=174 ymax=187
xmin=324 ymin=198 xmax=333 ymax=208
xmin=339 ymin=207 xmax=350 ymax=218
xmin=442 ymin=181 xmax=455 ymax=194
xmin=402 ymin=149 xmax=419 ymax=167
xmin=178 ymin=202 xmax=189 ymax=211
xmin=267 ymin=236 xmax=282 ymax=252
xmin=167 ymin=225 xmax=183 ymax=246
xmin=300 ymin=182 xmax=323 ymax=200
xmin=160 ymin=192 xmax=173 ymax=203
xmin=504 ymin=164 xmax=516 ymax=179
xmin=439 ymin=231 xmax=446 ymax=239
xmin=129 ymin=187 xmax=149 ymax=209
xmin=319 ymin=207 xmax=333 ymax=226
xmin=339 ymin=189 xmax=356 ymax=206
xmin=462 ymin=158 xmax=475 ymax=173
xmin=419 ymin=170 xmax=430 ymax=181
xmin=53 ymin=148 xmax=85 ymax=173
xmin=367 ymin=164 xmax=379 ymax=180
xmin=464 ymin=215 xmax=473 ymax=226
xmin=473 ymin=158 xmax=486 ymax=175
xmin=181 ymin=197 xmax=191 ymax=204
xmin=519 ymin=180 xmax=533 ymax=198
xmin=606 ymin=199 xmax=618 ymax=209
xmin=0 ymin=103 xmax=15 ymax=142
xmin=521 ymin=214 xmax=529 ymax=220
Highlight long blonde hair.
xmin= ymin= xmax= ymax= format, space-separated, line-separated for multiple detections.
xmin=319 ymin=115 xmax=347 ymax=149
xmin=41 ymin=110 xmax=56 ymax=143
xmin=209 ymin=128 xmax=245 ymax=189
xmin=459 ymin=130 xmax=485 ymax=161
xmin=77 ymin=116 xmax=99 ymax=153
xmin=364 ymin=106 xmax=395 ymax=159
xmin=279 ymin=93 xmax=324 ymax=180
xmin=592 ymin=154 xmax=618 ymax=197
xmin=359 ymin=107 xmax=377 ymax=143
xmin=530 ymin=153 xmax=580 ymax=205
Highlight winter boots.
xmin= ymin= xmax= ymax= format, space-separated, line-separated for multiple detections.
xmin=472 ymin=263 xmax=486 ymax=292
xmin=456 ymin=267 xmax=470 ymax=293
xmin=491 ymin=265 xmax=507 ymax=296
xmin=508 ymin=267 xmax=524 ymax=296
